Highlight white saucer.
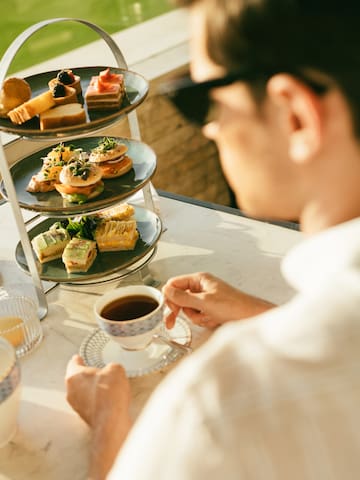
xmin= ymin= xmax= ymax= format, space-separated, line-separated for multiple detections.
xmin=80 ymin=317 xmax=192 ymax=377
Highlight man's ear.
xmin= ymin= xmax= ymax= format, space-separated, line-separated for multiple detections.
xmin=266 ymin=73 xmax=324 ymax=163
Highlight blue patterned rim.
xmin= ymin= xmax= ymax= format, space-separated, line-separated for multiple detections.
xmin=0 ymin=360 xmax=21 ymax=404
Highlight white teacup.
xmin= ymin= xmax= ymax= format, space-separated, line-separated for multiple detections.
xmin=0 ymin=337 xmax=21 ymax=447
xmin=94 ymin=285 xmax=164 ymax=351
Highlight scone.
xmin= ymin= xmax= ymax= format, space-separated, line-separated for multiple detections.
xmin=0 ymin=77 xmax=31 ymax=118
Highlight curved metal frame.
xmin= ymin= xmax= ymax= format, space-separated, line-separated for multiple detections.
xmin=0 ymin=18 xmax=155 ymax=319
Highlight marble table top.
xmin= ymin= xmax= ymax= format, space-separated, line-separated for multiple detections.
xmin=0 ymin=195 xmax=302 ymax=480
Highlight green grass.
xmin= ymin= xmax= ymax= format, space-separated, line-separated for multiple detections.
xmin=1 ymin=0 xmax=174 ymax=74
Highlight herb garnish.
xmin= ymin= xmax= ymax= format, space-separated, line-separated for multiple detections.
xmin=96 ymin=137 xmax=118 ymax=153
xmin=54 ymin=216 xmax=99 ymax=240
xmin=68 ymin=159 xmax=92 ymax=180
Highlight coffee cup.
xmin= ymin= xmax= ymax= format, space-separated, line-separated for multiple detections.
xmin=0 ymin=337 xmax=21 ymax=447
xmin=94 ymin=285 xmax=164 ymax=351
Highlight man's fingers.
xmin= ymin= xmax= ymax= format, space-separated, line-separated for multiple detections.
xmin=165 ymin=310 xmax=178 ymax=329
xmin=182 ymin=307 xmax=209 ymax=326
xmin=65 ymin=354 xmax=87 ymax=379
xmin=163 ymin=285 xmax=203 ymax=311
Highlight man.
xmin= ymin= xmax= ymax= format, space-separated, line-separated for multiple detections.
xmin=66 ymin=1 xmax=360 ymax=478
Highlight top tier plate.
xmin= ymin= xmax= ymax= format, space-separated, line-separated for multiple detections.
xmin=0 ymin=66 xmax=149 ymax=139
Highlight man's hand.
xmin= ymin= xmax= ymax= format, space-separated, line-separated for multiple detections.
xmin=65 ymin=355 xmax=132 ymax=480
xmin=163 ymin=272 xmax=275 ymax=329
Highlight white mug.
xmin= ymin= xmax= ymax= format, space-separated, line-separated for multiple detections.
xmin=0 ymin=337 xmax=21 ymax=447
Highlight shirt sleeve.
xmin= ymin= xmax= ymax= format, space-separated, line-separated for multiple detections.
xmin=107 ymin=348 xmax=230 ymax=480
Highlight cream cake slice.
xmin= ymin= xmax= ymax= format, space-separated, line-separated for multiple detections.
xmin=85 ymin=69 xmax=125 ymax=110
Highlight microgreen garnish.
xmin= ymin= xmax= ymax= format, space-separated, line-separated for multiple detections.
xmin=96 ymin=137 xmax=118 ymax=153
xmin=68 ymin=159 xmax=92 ymax=180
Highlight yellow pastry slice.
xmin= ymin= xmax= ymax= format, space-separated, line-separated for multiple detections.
xmin=7 ymin=90 xmax=56 ymax=124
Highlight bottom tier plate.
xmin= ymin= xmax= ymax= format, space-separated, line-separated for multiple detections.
xmin=79 ymin=317 xmax=192 ymax=377
xmin=15 ymin=205 xmax=162 ymax=283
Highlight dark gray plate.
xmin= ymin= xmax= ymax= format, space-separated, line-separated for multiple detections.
xmin=0 ymin=66 xmax=148 ymax=139
xmin=0 ymin=136 xmax=156 ymax=216
xmin=15 ymin=205 xmax=162 ymax=283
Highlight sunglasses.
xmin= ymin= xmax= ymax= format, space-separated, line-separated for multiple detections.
xmin=159 ymin=68 xmax=329 ymax=126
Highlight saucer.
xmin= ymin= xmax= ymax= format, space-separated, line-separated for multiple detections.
xmin=80 ymin=317 xmax=192 ymax=377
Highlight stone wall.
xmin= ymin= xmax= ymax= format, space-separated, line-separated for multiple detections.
xmin=107 ymin=66 xmax=233 ymax=207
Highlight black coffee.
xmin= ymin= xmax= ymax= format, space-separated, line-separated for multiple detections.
xmin=101 ymin=295 xmax=159 ymax=321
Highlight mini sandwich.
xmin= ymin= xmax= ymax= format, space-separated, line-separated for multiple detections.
xmin=31 ymin=224 xmax=70 ymax=263
xmin=55 ymin=159 xmax=104 ymax=204
xmin=62 ymin=237 xmax=97 ymax=273
xmin=94 ymin=218 xmax=139 ymax=252
xmin=88 ymin=137 xmax=133 ymax=179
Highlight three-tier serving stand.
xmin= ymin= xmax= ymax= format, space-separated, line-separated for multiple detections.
xmin=0 ymin=18 xmax=158 ymax=319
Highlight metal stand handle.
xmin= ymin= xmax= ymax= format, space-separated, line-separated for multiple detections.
xmin=0 ymin=18 xmax=155 ymax=319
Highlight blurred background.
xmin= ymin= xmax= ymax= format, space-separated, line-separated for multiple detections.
xmin=1 ymin=0 xmax=174 ymax=73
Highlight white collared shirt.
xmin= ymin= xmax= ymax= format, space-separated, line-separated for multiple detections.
xmin=109 ymin=218 xmax=360 ymax=480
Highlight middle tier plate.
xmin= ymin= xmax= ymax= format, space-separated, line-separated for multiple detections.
xmin=0 ymin=136 xmax=156 ymax=216
xmin=15 ymin=205 xmax=162 ymax=283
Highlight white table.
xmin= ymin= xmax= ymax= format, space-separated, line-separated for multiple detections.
xmin=0 ymin=194 xmax=302 ymax=480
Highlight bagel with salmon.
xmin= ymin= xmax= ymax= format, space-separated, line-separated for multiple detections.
xmin=88 ymin=137 xmax=133 ymax=179
xmin=55 ymin=159 xmax=104 ymax=204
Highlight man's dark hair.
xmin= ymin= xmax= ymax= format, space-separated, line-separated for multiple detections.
xmin=177 ymin=0 xmax=360 ymax=135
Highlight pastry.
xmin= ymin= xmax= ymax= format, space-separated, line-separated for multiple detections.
xmin=49 ymin=69 xmax=82 ymax=95
xmin=0 ymin=77 xmax=31 ymax=118
xmin=62 ymin=237 xmax=97 ymax=273
xmin=39 ymin=103 xmax=86 ymax=130
xmin=85 ymin=68 xmax=125 ymax=110
xmin=7 ymin=90 xmax=56 ymax=124
xmin=49 ymin=82 xmax=78 ymax=106
xmin=95 ymin=203 xmax=135 ymax=221
xmin=94 ymin=218 xmax=139 ymax=252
